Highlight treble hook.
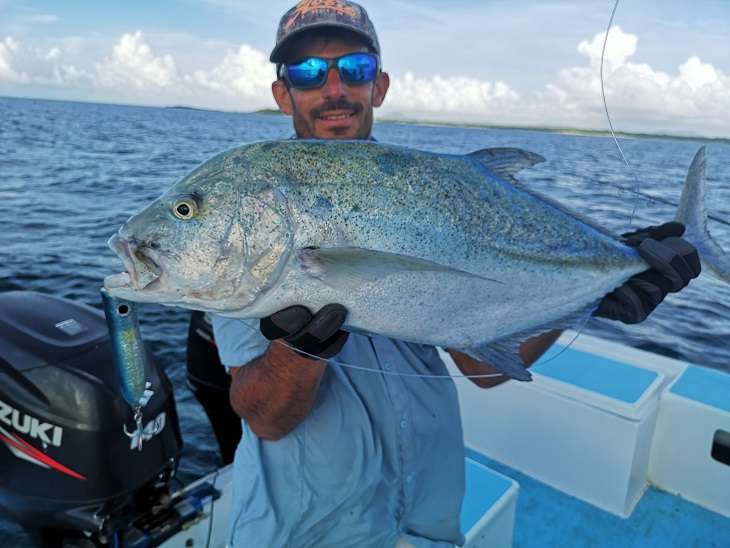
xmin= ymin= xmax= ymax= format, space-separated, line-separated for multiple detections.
xmin=124 ymin=406 xmax=145 ymax=452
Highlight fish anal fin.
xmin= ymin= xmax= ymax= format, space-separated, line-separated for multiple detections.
xmin=459 ymin=299 xmax=602 ymax=382
xmin=464 ymin=337 xmax=533 ymax=381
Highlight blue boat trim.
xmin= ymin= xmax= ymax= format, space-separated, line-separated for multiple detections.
xmin=460 ymin=456 xmax=513 ymax=533
xmin=670 ymin=364 xmax=730 ymax=413
xmin=532 ymin=345 xmax=658 ymax=404
xmin=465 ymin=447 xmax=729 ymax=547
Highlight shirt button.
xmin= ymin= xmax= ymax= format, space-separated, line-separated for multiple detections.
xmin=400 ymin=419 xmax=407 ymax=430
xmin=406 ymin=474 xmax=413 ymax=484
xmin=382 ymin=361 xmax=391 ymax=371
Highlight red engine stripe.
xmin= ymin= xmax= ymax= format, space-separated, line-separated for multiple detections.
xmin=1 ymin=431 xmax=87 ymax=481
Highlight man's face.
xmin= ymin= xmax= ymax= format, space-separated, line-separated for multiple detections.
xmin=272 ymin=38 xmax=390 ymax=140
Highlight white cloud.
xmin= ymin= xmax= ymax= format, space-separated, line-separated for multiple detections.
xmin=381 ymin=26 xmax=730 ymax=138
xmin=0 ymin=37 xmax=26 ymax=82
xmin=2 ymin=26 xmax=729 ymax=137
xmin=577 ymin=26 xmax=637 ymax=70
xmin=96 ymin=32 xmax=179 ymax=89
xmin=89 ymin=32 xmax=275 ymax=109
xmin=190 ymin=44 xmax=272 ymax=100
xmin=678 ymin=56 xmax=719 ymax=91
xmin=0 ymin=35 xmax=90 ymax=85
xmin=542 ymin=26 xmax=730 ymax=135
xmin=385 ymin=72 xmax=518 ymax=116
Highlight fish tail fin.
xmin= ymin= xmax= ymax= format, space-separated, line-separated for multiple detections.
xmin=674 ymin=147 xmax=730 ymax=283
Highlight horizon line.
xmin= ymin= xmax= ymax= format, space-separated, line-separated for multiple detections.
xmin=2 ymin=93 xmax=729 ymax=145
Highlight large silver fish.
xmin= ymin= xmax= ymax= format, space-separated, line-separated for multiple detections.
xmin=103 ymin=141 xmax=724 ymax=380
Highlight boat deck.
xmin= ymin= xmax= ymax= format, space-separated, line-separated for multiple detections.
xmin=466 ymin=448 xmax=728 ymax=548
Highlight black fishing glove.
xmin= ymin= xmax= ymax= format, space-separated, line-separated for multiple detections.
xmin=594 ymin=221 xmax=701 ymax=324
xmin=259 ymin=304 xmax=349 ymax=360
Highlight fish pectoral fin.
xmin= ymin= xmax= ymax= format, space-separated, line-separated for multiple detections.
xmin=297 ymin=247 xmax=502 ymax=289
xmin=467 ymin=147 xmax=545 ymax=184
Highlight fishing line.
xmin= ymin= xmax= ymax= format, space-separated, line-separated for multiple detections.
xmin=237 ymin=319 xmax=502 ymax=380
xmin=586 ymin=179 xmax=730 ymax=229
xmin=205 ymin=468 xmax=220 ymax=548
xmin=530 ymin=308 xmax=594 ymax=366
xmin=244 ymin=319 xmax=591 ymax=380
xmin=600 ymin=0 xmax=730 ymax=230
xmin=601 ymin=0 xmax=641 ymax=228
xmin=530 ymin=0 xmax=642 ymax=367
xmin=276 ymin=338 xmax=504 ymax=378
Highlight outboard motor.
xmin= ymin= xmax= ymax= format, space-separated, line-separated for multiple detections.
xmin=0 ymin=291 xmax=182 ymax=546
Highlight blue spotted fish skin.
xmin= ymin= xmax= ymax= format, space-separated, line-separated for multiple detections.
xmin=105 ymin=140 xmax=653 ymax=379
xmin=101 ymin=289 xmax=148 ymax=408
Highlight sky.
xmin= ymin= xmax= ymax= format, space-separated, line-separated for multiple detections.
xmin=1 ymin=0 xmax=729 ymax=138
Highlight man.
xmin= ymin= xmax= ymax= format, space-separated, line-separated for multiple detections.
xmin=206 ymin=2 xmax=700 ymax=546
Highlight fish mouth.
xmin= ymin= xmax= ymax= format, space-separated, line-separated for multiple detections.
xmin=105 ymin=234 xmax=162 ymax=291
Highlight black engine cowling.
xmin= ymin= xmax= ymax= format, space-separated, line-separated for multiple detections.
xmin=0 ymin=291 xmax=182 ymax=536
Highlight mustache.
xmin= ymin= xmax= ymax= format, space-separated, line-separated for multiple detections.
xmin=311 ymin=99 xmax=362 ymax=118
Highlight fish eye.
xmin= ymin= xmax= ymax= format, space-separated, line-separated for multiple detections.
xmin=172 ymin=197 xmax=198 ymax=220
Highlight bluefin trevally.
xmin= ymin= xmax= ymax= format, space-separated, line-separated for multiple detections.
xmin=104 ymin=141 xmax=725 ymax=380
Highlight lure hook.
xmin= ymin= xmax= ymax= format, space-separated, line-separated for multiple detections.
xmin=124 ymin=406 xmax=145 ymax=452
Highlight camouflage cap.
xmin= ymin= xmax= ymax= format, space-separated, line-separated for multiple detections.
xmin=270 ymin=0 xmax=380 ymax=63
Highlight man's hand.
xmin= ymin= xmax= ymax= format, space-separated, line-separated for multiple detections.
xmin=260 ymin=304 xmax=349 ymax=359
xmin=594 ymin=222 xmax=701 ymax=324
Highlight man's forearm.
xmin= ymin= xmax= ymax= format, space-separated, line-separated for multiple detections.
xmin=449 ymin=330 xmax=562 ymax=388
xmin=229 ymin=342 xmax=326 ymax=440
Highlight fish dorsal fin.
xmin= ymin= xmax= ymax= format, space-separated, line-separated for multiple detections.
xmin=468 ymin=147 xmax=545 ymax=183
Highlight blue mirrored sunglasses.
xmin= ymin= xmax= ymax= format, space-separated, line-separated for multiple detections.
xmin=281 ymin=52 xmax=379 ymax=89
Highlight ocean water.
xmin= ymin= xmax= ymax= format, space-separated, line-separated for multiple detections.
xmin=1 ymin=96 xmax=729 ymax=545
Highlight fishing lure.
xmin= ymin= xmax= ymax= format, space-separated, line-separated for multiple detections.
xmin=101 ymin=288 xmax=155 ymax=450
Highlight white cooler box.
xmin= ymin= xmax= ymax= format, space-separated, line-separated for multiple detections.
xmin=461 ymin=455 xmax=519 ymax=548
xmin=449 ymin=337 xmax=665 ymax=517
xmin=649 ymin=364 xmax=730 ymax=517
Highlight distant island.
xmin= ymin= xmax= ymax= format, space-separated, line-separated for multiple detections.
xmin=2 ymin=95 xmax=726 ymax=142
xmin=254 ymin=108 xmax=284 ymax=115
xmin=247 ymin=106 xmax=728 ymax=143
xmin=166 ymin=105 xmax=218 ymax=113
xmin=376 ymin=117 xmax=730 ymax=145
xmin=168 ymin=105 xmax=283 ymax=116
